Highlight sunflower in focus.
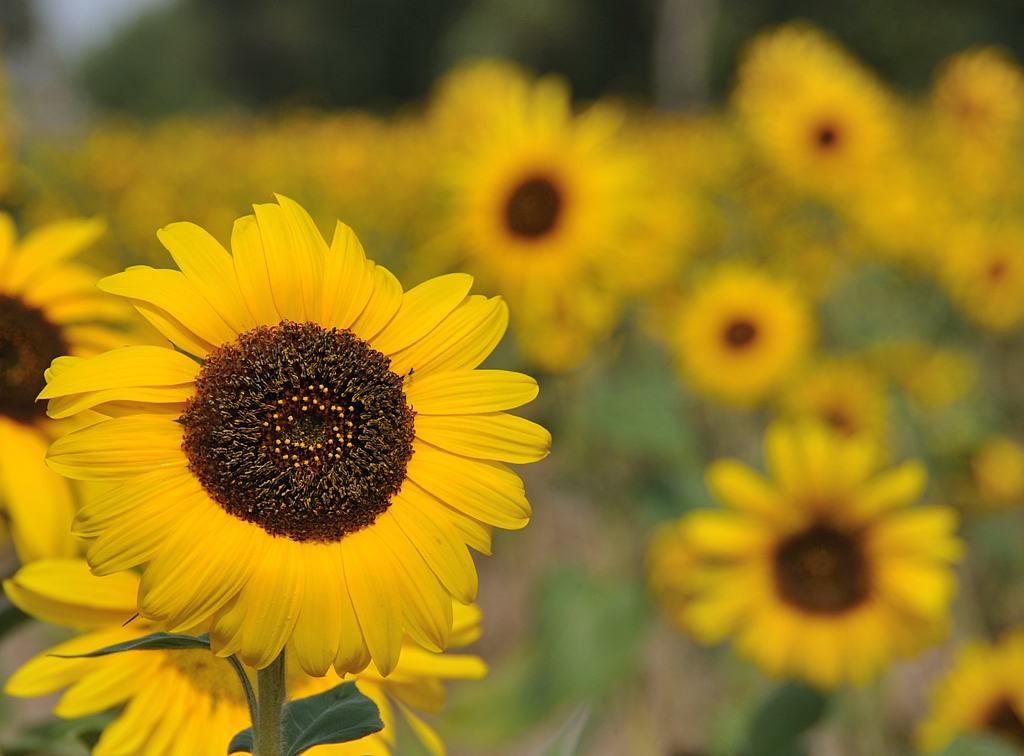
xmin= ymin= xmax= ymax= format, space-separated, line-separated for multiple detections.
xmin=779 ymin=358 xmax=888 ymax=443
xmin=971 ymin=436 xmax=1024 ymax=509
xmin=734 ymin=24 xmax=898 ymax=200
xmin=4 ymin=559 xmax=486 ymax=755
xmin=917 ymin=633 xmax=1024 ymax=753
xmin=651 ymin=422 xmax=961 ymax=688
xmin=672 ymin=265 xmax=812 ymax=406
xmin=941 ymin=221 xmax=1024 ymax=332
xmin=0 ymin=214 xmax=131 ymax=563
xmin=40 ymin=195 xmax=549 ymax=676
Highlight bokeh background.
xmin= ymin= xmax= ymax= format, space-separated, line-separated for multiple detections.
xmin=3 ymin=1 xmax=1024 ymax=754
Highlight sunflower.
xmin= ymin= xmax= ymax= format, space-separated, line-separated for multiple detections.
xmin=0 ymin=213 xmax=131 ymax=563
xmin=941 ymin=221 xmax=1024 ymax=332
xmin=651 ymin=421 xmax=961 ymax=688
xmin=40 ymin=195 xmax=549 ymax=676
xmin=671 ymin=265 xmax=812 ymax=406
xmin=917 ymin=633 xmax=1024 ymax=753
xmin=733 ymin=24 xmax=898 ymax=201
xmin=4 ymin=559 xmax=486 ymax=755
xmin=424 ymin=63 xmax=677 ymax=370
xmin=779 ymin=358 xmax=888 ymax=443
xmin=971 ymin=436 xmax=1024 ymax=509
xmin=929 ymin=47 xmax=1024 ymax=198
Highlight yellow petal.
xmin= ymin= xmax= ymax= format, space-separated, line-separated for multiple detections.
xmin=319 ymin=221 xmax=375 ymax=330
xmin=406 ymin=370 xmax=538 ymax=415
xmin=373 ymin=513 xmax=452 ymax=653
xmin=99 ymin=267 xmax=236 ymax=351
xmin=140 ymin=498 xmax=256 ymax=631
xmin=4 ymin=558 xmax=138 ymax=629
xmin=0 ymin=419 xmax=76 ymax=560
xmin=342 ymin=526 xmax=404 ymax=676
xmin=334 ymin=546 xmax=372 ymax=674
xmin=370 ymin=274 xmax=473 ymax=354
xmin=231 ymin=214 xmax=281 ymax=326
xmin=39 ymin=345 xmax=200 ymax=399
xmin=4 ymin=218 xmax=105 ymax=294
xmin=414 ymin=413 xmax=551 ymax=464
xmin=291 ymin=543 xmax=343 ymax=677
xmin=47 ymin=383 xmax=194 ymax=420
xmin=705 ymin=459 xmax=786 ymax=520
xmin=157 ymin=222 xmax=255 ymax=333
xmin=405 ymin=442 xmax=530 ymax=528
xmin=851 ymin=461 xmax=928 ymax=520
xmin=388 ymin=490 xmax=477 ymax=603
xmin=348 ymin=264 xmax=402 ymax=340
xmin=235 ymin=537 xmax=304 ymax=669
xmin=47 ymin=415 xmax=185 ymax=480
xmin=387 ymin=296 xmax=508 ymax=377
xmin=253 ymin=199 xmax=324 ymax=322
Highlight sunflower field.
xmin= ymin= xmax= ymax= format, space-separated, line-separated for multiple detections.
xmin=2 ymin=3 xmax=1024 ymax=755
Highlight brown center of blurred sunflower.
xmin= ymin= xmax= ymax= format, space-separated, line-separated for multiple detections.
xmin=180 ymin=321 xmax=415 ymax=542
xmin=0 ymin=294 xmax=68 ymax=423
xmin=985 ymin=698 xmax=1024 ymax=748
xmin=822 ymin=406 xmax=855 ymax=436
xmin=505 ymin=175 xmax=563 ymax=239
xmin=723 ymin=319 xmax=758 ymax=349
xmin=774 ymin=523 xmax=869 ymax=613
xmin=813 ymin=121 xmax=842 ymax=151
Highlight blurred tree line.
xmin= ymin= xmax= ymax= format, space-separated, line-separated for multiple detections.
xmin=4 ymin=0 xmax=1024 ymax=115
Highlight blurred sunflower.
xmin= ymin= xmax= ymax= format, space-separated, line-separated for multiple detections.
xmin=426 ymin=63 xmax=679 ymax=370
xmin=734 ymin=24 xmax=898 ymax=200
xmin=40 ymin=195 xmax=549 ymax=675
xmin=941 ymin=221 xmax=1024 ymax=332
xmin=672 ymin=265 xmax=812 ymax=406
xmin=650 ymin=422 xmax=961 ymax=688
xmin=971 ymin=436 xmax=1024 ymax=509
xmin=4 ymin=559 xmax=486 ymax=755
xmin=865 ymin=340 xmax=977 ymax=409
xmin=930 ymin=47 xmax=1024 ymax=197
xmin=0 ymin=214 xmax=129 ymax=562
xmin=917 ymin=633 xmax=1024 ymax=753
xmin=779 ymin=358 xmax=888 ymax=443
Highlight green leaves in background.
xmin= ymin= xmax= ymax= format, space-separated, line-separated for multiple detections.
xmin=943 ymin=734 xmax=1019 ymax=756
xmin=3 ymin=713 xmax=115 ymax=756
xmin=742 ymin=681 xmax=830 ymax=756
xmin=227 ymin=681 xmax=383 ymax=756
xmin=443 ymin=566 xmax=648 ymax=748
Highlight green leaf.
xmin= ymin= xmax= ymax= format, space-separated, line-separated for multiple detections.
xmin=4 ymin=712 xmax=115 ymax=756
xmin=53 ymin=631 xmax=211 ymax=658
xmin=228 ymin=681 xmax=383 ymax=756
xmin=943 ymin=733 xmax=1019 ymax=756
xmin=743 ymin=681 xmax=829 ymax=756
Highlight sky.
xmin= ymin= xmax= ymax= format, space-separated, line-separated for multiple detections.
xmin=33 ymin=0 xmax=169 ymax=59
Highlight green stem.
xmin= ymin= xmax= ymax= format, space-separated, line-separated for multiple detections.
xmin=226 ymin=655 xmax=258 ymax=727
xmin=254 ymin=650 xmax=287 ymax=756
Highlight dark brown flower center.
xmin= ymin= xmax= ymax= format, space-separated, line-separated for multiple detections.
xmin=723 ymin=319 xmax=758 ymax=349
xmin=0 ymin=294 xmax=68 ymax=423
xmin=180 ymin=322 xmax=415 ymax=542
xmin=813 ymin=121 xmax=842 ymax=151
xmin=988 ymin=258 xmax=1009 ymax=282
xmin=822 ymin=406 xmax=855 ymax=436
xmin=505 ymin=175 xmax=563 ymax=239
xmin=774 ymin=523 xmax=869 ymax=613
xmin=985 ymin=698 xmax=1024 ymax=748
